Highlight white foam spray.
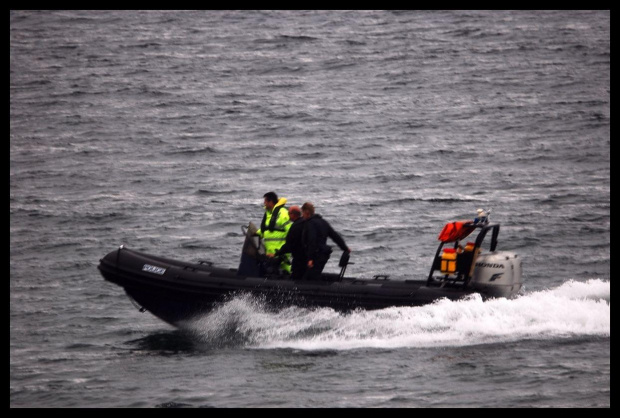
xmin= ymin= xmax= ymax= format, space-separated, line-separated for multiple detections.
xmin=181 ymin=279 xmax=610 ymax=351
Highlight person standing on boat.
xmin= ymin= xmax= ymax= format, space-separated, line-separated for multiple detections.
xmin=301 ymin=202 xmax=350 ymax=280
xmin=256 ymin=192 xmax=292 ymax=274
xmin=274 ymin=205 xmax=307 ymax=280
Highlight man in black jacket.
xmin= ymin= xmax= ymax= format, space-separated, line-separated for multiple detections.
xmin=301 ymin=202 xmax=351 ymax=280
xmin=274 ymin=206 xmax=307 ymax=280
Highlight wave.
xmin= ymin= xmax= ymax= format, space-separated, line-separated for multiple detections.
xmin=180 ymin=279 xmax=609 ymax=351
xmin=254 ymin=35 xmax=319 ymax=44
xmin=166 ymin=146 xmax=217 ymax=155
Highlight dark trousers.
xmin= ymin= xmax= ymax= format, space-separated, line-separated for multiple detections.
xmin=303 ymin=253 xmax=330 ymax=280
xmin=290 ymin=256 xmax=307 ymax=281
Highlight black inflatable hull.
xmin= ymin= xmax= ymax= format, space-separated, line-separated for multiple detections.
xmin=98 ymin=246 xmax=478 ymax=327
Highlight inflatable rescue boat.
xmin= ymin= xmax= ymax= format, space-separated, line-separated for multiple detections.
xmin=98 ymin=214 xmax=522 ymax=327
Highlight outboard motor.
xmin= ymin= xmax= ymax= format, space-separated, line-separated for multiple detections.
xmin=469 ymin=251 xmax=522 ymax=298
xmin=466 ymin=221 xmax=522 ymax=298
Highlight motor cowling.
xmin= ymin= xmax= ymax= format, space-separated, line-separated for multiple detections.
xmin=469 ymin=251 xmax=522 ymax=298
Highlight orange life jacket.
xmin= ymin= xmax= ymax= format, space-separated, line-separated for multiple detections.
xmin=437 ymin=221 xmax=476 ymax=243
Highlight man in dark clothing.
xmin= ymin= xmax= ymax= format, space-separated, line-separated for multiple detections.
xmin=274 ymin=206 xmax=307 ymax=280
xmin=301 ymin=202 xmax=351 ymax=280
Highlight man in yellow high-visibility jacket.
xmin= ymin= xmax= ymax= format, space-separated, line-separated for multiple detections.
xmin=255 ymin=191 xmax=292 ymax=273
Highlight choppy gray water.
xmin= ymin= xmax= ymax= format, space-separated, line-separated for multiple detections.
xmin=10 ymin=10 xmax=609 ymax=408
